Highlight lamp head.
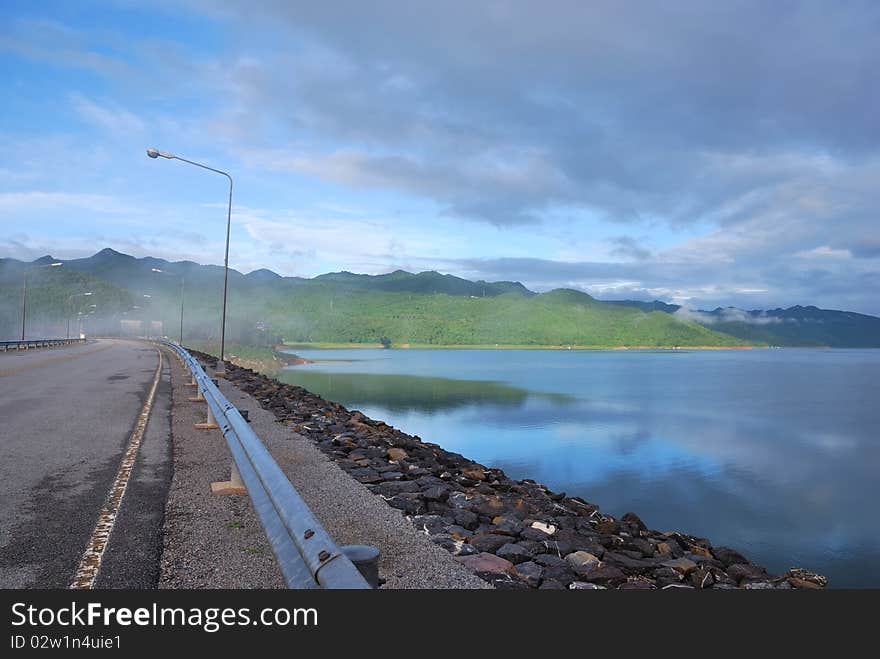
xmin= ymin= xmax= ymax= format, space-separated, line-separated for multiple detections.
xmin=146 ymin=148 xmax=172 ymax=159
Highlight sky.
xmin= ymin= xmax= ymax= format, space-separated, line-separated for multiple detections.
xmin=1 ymin=0 xmax=878 ymax=314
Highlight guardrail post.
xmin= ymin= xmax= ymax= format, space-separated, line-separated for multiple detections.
xmin=194 ymin=403 xmax=220 ymax=430
xmin=188 ymin=384 xmax=206 ymax=402
xmin=211 ymin=462 xmax=247 ymax=496
xmin=341 ymin=545 xmax=381 ymax=588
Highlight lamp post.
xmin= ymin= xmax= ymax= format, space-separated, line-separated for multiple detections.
xmin=147 ymin=147 xmax=232 ymax=373
xmin=66 ymin=292 xmax=92 ymax=339
xmin=151 ymin=268 xmax=185 ymax=344
xmin=21 ymin=261 xmax=63 ymax=340
xmin=141 ymin=294 xmax=153 ymax=339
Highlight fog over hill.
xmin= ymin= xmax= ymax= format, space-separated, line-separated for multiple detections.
xmin=1 ymin=249 xmax=878 ymax=347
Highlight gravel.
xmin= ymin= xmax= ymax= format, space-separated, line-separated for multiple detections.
xmin=159 ymin=351 xmax=489 ymax=589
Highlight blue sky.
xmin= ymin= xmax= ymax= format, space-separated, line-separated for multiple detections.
xmin=1 ymin=1 xmax=878 ymax=314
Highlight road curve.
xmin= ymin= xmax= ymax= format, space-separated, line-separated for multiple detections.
xmin=0 ymin=339 xmax=172 ymax=588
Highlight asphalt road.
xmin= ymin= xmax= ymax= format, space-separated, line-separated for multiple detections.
xmin=0 ymin=339 xmax=172 ymax=588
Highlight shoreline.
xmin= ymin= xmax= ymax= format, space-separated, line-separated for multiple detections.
xmin=278 ymin=342 xmax=846 ymax=351
xmin=279 ymin=342 xmax=768 ymax=351
xmin=195 ymin=348 xmax=828 ymax=590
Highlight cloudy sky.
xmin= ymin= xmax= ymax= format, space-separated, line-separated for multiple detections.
xmin=1 ymin=1 xmax=878 ymax=313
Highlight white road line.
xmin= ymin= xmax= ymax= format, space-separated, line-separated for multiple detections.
xmin=70 ymin=347 xmax=164 ymax=589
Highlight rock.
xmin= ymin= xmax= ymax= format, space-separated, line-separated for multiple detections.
xmin=349 ymin=467 xmax=382 ymax=484
xmin=710 ymin=568 xmax=737 ymax=587
xmin=422 ymin=485 xmax=452 ymax=502
xmin=454 ymin=543 xmax=478 ymax=557
xmin=411 ymin=514 xmax=448 ymax=535
xmin=462 ymin=468 xmax=486 ymax=481
xmin=543 ymin=564 xmax=578 ymax=585
xmin=621 ymin=512 xmax=648 ymax=531
xmin=661 ymin=557 xmax=698 ymax=576
xmin=684 ymin=553 xmax=724 ymax=570
xmin=540 ymin=539 xmax=575 ymax=557
xmin=661 ymin=583 xmax=695 ymax=589
xmin=659 ymin=538 xmax=684 ymax=557
xmin=602 ymin=551 xmax=656 ymax=572
xmin=380 ymin=471 xmax=404 ymax=481
xmin=415 ymin=475 xmax=447 ymax=489
xmin=712 ymin=546 xmax=749 ymax=567
xmin=539 ymin=579 xmax=566 ymax=590
xmin=569 ymin=581 xmax=606 ymax=590
xmin=596 ymin=519 xmax=620 ymax=535
xmin=386 ymin=493 xmax=425 ymax=515
xmin=689 ymin=567 xmax=715 ymax=589
xmin=578 ymin=562 xmax=628 ymax=586
xmin=565 ymin=551 xmax=601 ymax=574
xmin=472 ymin=497 xmax=505 ymax=517
xmin=514 ymin=561 xmax=543 ymax=587
xmin=629 ymin=537 xmax=655 ymax=557
xmin=521 ymin=527 xmax=556 ymax=542
xmin=457 ymin=552 xmax=515 ymax=575
xmin=446 ymin=491 xmax=472 ymax=508
xmin=784 ymin=568 xmax=827 ymax=589
xmin=652 ymin=566 xmax=683 ymax=586
xmin=496 ymin=543 xmax=533 ymax=564
xmin=743 ymin=581 xmax=776 ymax=589
xmin=430 ymin=535 xmax=458 ymax=552
xmin=489 ymin=516 xmax=524 ymax=536
xmin=387 ymin=447 xmax=407 ymax=461
xmin=533 ymin=553 xmax=569 ymax=568
xmin=530 ymin=521 xmax=557 ymax=535
xmin=491 ymin=576 xmax=530 ymax=590
xmin=726 ymin=563 xmax=768 ymax=584
xmin=469 ymin=533 xmax=510 ymax=554
xmin=447 ymin=525 xmax=472 ymax=542
xmin=619 ymin=580 xmax=656 ymax=590
xmin=687 ymin=544 xmax=713 ymax=558
xmin=371 ymin=480 xmax=421 ymax=496
xmin=449 ymin=508 xmax=479 ymax=530
xmin=788 ymin=577 xmax=823 ymax=590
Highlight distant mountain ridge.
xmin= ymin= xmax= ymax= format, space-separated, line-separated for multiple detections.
xmin=1 ymin=248 xmax=878 ymax=347
xmin=607 ymin=299 xmax=880 ymax=347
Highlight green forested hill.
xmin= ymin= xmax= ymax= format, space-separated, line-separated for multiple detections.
xmin=252 ymin=286 xmax=747 ymax=346
xmin=7 ymin=247 xmax=874 ymax=347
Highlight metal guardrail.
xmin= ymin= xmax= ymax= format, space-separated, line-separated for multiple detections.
xmin=0 ymin=338 xmax=87 ymax=352
xmin=160 ymin=341 xmax=374 ymax=590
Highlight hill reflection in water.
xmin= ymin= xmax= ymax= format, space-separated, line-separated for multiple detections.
xmin=278 ymin=369 xmax=572 ymax=414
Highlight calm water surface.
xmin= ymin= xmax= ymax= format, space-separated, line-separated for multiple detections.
xmin=280 ymin=348 xmax=880 ymax=587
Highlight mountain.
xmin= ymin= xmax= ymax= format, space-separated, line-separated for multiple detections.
xmin=2 ymin=248 xmax=877 ymax=347
xmin=607 ymin=299 xmax=880 ymax=347
xmin=313 ymin=269 xmax=534 ymax=297
xmin=606 ymin=299 xmax=682 ymax=314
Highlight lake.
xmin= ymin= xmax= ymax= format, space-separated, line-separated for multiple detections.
xmin=279 ymin=347 xmax=880 ymax=587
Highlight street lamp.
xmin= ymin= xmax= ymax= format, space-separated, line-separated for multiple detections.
xmin=147 ymin=147 xmax=233 ymax=373
xmin=20 ymin=261 xmax=63 ymax=340
xmin=151 ymin=268 xmax=185 ymax=344
xmin=66 ymin=292 xmax=92 ymax=339
xmin=141 ymin=294 xmax=153 ymax=339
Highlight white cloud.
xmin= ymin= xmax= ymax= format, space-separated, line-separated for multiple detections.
xmin=0 ymin=191 xmax=135 ymax=215
xmin=70 ymin=93 xmax=145 ymax=135
xmin=794 ymin=246 xmax=853 ymax=260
